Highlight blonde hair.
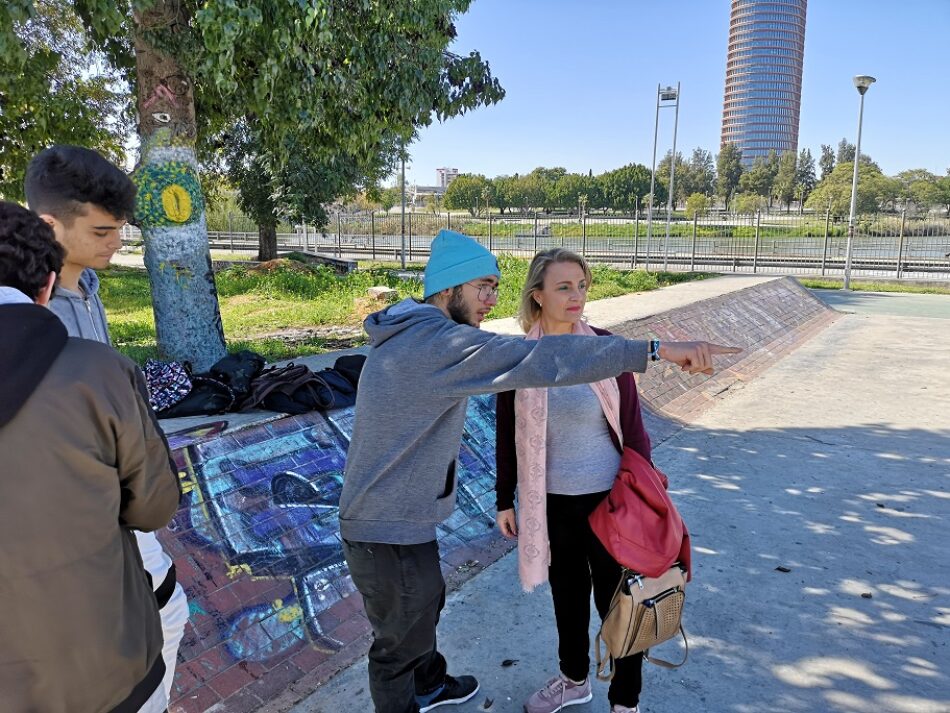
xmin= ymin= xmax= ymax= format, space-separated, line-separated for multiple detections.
xmin=518 ymin=248 xmax=593 ymax=333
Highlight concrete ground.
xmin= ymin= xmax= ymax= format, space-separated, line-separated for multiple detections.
xmin=290 ymin=290 xmax=950 ymax=713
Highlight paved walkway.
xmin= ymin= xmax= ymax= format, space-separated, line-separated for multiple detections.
xmin=289 ymin=291 xmax=950 ymax=713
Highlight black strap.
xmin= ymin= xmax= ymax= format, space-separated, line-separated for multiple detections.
xmin=107 ymin=655 xmax=166 ymax=713
xmin=154 ymin=563 xmax=177 ymax=609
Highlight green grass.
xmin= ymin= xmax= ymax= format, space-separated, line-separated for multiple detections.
xmin=798 ymin=277 xmax=950 ymax=295
xmin=99 ymin=258 xmax=711 ymax=363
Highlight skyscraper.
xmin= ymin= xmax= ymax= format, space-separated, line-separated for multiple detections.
xmin=721 ymin=0 xmax=807 ymax=165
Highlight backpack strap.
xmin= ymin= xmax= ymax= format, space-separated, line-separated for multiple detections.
xmin=643 ymin=626 xmax=689 ymax=669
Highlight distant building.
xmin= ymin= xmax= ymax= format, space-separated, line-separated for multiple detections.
xmin=436 ymin=167 xmax=460 ymax=189
xmin=721 ymin=0 xmax=807 ymax=166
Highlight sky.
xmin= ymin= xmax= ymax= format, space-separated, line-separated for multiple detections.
xmin=401 ymin=0 xmax=950 ymax=187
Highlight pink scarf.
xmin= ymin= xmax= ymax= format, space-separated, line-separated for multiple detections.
xmin=514 ymin=320 xmax=623 ymax=592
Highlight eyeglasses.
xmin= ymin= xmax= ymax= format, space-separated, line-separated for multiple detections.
xmin=464 ymin=281 xmax=499 ymax=302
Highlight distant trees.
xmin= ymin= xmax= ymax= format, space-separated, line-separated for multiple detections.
xmin=402 ymin=143 xmax=945 ymax=218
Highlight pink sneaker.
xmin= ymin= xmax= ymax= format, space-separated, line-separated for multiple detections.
xmin=523 ymin=674 xmax=593 ymax=713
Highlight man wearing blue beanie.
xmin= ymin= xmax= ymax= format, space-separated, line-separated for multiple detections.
xmin=340 ymin=230 xmax=740 ymax=713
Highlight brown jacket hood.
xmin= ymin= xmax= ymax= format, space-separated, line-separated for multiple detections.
xmin=0 ymin=304 xmax=68 ymax=427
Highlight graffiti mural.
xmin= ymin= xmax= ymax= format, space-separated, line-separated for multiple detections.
xmin=162 ymin=395 xmax=502 ymax=702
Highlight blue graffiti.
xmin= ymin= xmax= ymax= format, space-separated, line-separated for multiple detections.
xmin=174 ymin=395 xmax=500 ymax=662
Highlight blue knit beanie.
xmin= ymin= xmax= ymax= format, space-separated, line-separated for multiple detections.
xmin=423 ymin=229 xmax=500 ymax=299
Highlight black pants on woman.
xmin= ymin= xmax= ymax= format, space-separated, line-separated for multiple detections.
xmin=547 ymin=491 xmax=643 ymax=708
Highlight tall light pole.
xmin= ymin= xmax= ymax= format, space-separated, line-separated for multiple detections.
xmin=843 ymin=74 xmax=875 ymax=290
xmin=663 ymin=81 xmax=681 ymax=270
xmin=645 ymin=83 xmax=680 ymax=272
xmin=400 ymin=146 xmax=407 ymax=269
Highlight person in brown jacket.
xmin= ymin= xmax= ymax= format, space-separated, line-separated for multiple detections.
xmin=0 ymin=201 xmax=181 ymax=713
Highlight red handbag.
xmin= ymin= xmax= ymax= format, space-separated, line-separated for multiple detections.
xmin=589 ymin=447 xmax=692 ymax=580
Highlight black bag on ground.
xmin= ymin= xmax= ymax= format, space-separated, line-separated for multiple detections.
xmin=208 ymin=350 xmax=266 ymax=402
xmin=158 ymin=375 xmax=236 ymax=418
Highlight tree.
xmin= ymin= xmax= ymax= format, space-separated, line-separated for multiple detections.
xmin=656 ymin=150 xmax=688 ymax=208
xmin=596 ymin=163 xmax=653 ymax=214
xmin=733 ymin=192 xmax=765 ymax=214
xmin=0 ymin=1 xmax=131 ymax=200
xmin=379 ymin=185 xmax=401 ymax=213
xmin=685 ymin=192 xmax=709 ymax=219
xmin=738 ymin=154 xmax=777 ymax=204
xmin=836 ymin=138 xmax=856 ymax=165
xmin=819 ymin=144 xmax=835 ymax=180
xmin=716 ymin=143 xmax=744 ymax=209
xmin=805 ymin=161 xmax=892 ymax=215
xmin=896 ymin=169 xmax=941 ymax=213
xmin=4 ymin=0 xmax=505 ymax=369
xmin=796 ymin=148 xmax=817 ymax=209
xmin=681 ymin=148 xmax=716 ymax=198
xmin=773 ymin=150 xmax=798 ymax=212
xmin=939 ymin=170 xmax=950 ymax=217
xmin=492 ymin=175 xmax=519 ymax=215
xmin=444 ymin=173 xmax=490 ymax=216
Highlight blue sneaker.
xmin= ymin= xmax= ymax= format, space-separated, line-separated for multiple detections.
xmin=418 ymin=675 xmax=480 ymax=712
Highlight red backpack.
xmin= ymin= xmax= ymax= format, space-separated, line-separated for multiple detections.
xmin=589 ymin=447 xmax=692 ymax=581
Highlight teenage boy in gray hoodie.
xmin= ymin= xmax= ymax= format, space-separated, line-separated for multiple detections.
xmin=340 ymin=229 xmax=739 ymax=713
xmin=25 ymin=145 xmax=189 ymax=704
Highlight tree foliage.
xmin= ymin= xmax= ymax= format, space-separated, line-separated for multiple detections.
xmin=443 ymin=173 xmax=490 ymax=215
xmin=0 ymin=0 xmax=131 ymax=199
xmin=656 ymin=150 xmax=688 ymax=208
xmin=598 ymin=164 xmax=653 ymax=213
xmin=684 ymin=192 xmax=709 ymax=219
xmin=896 ymin=169 xmax=942 ymax=213
xmin=796 ymin=148 xmax=817 ymax=206
xmin=805 ymin=161 xmax=896 ymax=215
xmin=819 ymin=144 xmax=835 ymax=180
xmin=716 ymin=143 xmax=744 ymax=208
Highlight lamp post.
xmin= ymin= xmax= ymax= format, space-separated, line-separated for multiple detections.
xmin=663 ymin=82 xmax=681 ymax=270
xmin=400 ymin=147 xmax=407 ymax=269
xmin=645 ymin=83 xmax=680 ymax=272
xmin=843 ymin=74 xmax=875 ymax=290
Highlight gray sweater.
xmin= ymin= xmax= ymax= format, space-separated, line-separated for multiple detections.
xmin=48 ymin=268 xmax=111 ymax=344
xmin=338 ymin=299 xmax=650 ymax=545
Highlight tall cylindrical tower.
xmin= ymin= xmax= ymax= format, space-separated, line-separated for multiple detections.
xmin=721 ymin=0 xmax=807 ymax=165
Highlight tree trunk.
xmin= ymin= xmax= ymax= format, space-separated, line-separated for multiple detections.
xmin=258 ymin=224 xmax=278 ymax=261
xmin=133 ymin=1 xmax=226 ymax=371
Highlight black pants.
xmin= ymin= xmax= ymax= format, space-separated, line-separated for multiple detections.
xmin=547 ymin=491 xmax=643 ymax=708
xmin=342 ymin=539 xmax=448 ymax=713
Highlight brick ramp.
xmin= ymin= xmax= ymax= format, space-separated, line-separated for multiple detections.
xmin=615 ymin=277 xmax=839 ymax=430
xmin=164 ymin=278 xmax=836 ymax=713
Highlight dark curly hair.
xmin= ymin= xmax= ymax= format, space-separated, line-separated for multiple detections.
xmin=24 ymin=145 xmax=136 ymax=223
xmin=0 ymin=202 xmax=65 ymax=299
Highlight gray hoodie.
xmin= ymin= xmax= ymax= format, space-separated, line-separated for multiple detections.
xmin=338 ymin=299 xmax=650 ymax=545
xmin=48 ymin=268 xmax=111 ymax=344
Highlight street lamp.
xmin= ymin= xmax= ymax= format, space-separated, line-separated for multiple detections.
xmin=645 ymin=82 xmax=680 ymax=272
xmin=843 ymin=74 xmax=875 ymax=290
xmin=400 ymin=143 xmax=407 ymax=269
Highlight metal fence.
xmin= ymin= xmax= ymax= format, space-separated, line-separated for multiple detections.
xmin=121 ymin=210 xmax=950 ymax=281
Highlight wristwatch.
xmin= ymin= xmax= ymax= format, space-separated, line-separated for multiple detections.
xmin=648 ymin=338 xmax=661 ymax=362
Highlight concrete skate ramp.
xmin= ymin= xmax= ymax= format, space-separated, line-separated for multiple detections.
xmin=160 ymin=276 xmax=837 ymax=713
xmin=612 ymin=276 xmax=839 ymax=444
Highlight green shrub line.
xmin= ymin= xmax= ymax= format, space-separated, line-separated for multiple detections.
xmin=798 ymin=278 xmax=950 ymax=295
xmin=99 ymin=258 xmax=710 ymax=363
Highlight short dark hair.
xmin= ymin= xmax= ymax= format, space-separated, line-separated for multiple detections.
xmin=24 ymin=145 xmax=136 ymax=223
xmin=0 ymin=202 xmax=65 ymax=299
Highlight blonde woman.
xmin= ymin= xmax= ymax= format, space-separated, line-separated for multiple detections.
xmin=495 ymin=249 xmax=651 ymax=713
